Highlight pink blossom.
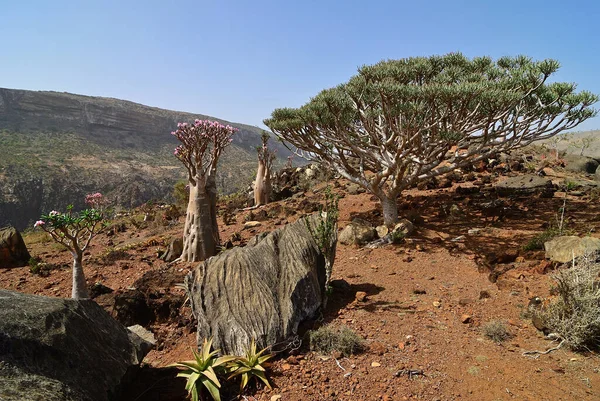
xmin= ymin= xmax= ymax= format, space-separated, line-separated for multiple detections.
xmin=34 ymin=220 xmax=45 ymax=228
xmin=49 ymin=210 xmax=59 ymax=216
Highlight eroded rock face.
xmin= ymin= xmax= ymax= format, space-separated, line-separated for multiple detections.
xmin=544 ymin=236 xmax=600 ymax=263
xmin=185 ymin=214 xmax=333 ymax=356
xmin=0 ymin=290 xmax=151 ymax=401
xmin=564 ymin=154 xmax=599 ymax=174
xmin=0 ymin=226 xmax=30 ymax=268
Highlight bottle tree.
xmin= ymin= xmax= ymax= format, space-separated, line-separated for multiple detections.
xmin=34 ymin=193 xmax=106 ymax=299
xmin=265 ymin=54 xmax=598 ymax=226
xmin=253 ymin=131 xmax=276 ymax=206
xmin=172 ymin=120 xmax=237 ymax=262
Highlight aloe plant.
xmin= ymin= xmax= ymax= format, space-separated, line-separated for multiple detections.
xmin=228 ymin=339 xmax=274 ymax=392
xmin=171 ymin=338 xmax=236 ymax=401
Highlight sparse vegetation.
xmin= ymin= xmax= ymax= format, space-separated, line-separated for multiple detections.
xmin=483 ymin=320 xmax=512 ymax=343
xmin=227 ymin=339 xmax=273 ymax=393
xmin=531 ymin=255 xmax=600 ymax=351
xmin=309 ymin=325 xmax=365 ymax=357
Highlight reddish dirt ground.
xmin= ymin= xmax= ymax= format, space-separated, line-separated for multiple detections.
xmin=2 ymin=167 xmax=600 ymax=401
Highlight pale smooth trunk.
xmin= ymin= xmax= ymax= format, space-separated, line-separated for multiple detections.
xmin=71 ymin=252 xmax=89 ymax=299
xmin=380 ymin=195 xmax=399 ymax=227
xmin=180 ymin=178 xmax=220 ymax=262
xmin=254 ymin=161 xmax=271 ymax=206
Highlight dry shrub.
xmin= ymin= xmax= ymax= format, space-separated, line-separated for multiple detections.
xmin=482 ymin=320 xmax=512 ymax=343
xmin=309 ymin=325 xmax=365 ymax=357
xmin=533 ymin=254 xmax=600 ymax=351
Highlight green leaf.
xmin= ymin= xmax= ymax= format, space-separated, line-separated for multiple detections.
xmin=201 ymin=376 xmax=221 ymax=401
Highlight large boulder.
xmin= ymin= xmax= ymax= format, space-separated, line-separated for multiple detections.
xmin=494 ymin=174 xmax=555 ymax=197
xmin=544 ymin=236 xmax=600 ymax=263
xmin=338 ymin=218 xmax=377 ymax=246
xmin=0 ymin=226 xmax=31 ymax=268
xmin=185 ymin=214 xmax=334 ymax=356
xmin=564 ymin=154 xmax=599 ymax=174
xmin=0 ymin=290 xmax=152 ymax=401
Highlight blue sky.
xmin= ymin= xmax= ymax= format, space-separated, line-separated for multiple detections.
xmin=1 ymin=0 xmax=599 ymax=131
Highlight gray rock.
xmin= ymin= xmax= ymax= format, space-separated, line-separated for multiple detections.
xmin=494 ymin=174 xmax=555 ymax=197
xmin=544 ymin=236 xmax=600 ymax=263
xmin=0 ymin=226 xmax=31 ymax=268
xmin=0 ymin=290 xmax=151 ymax=401
xmin=564 ymin=154 xmax=599 ymax=174
xmin=161 ymin=237 xmax=183 ymax=262
xmin=185 ymin=214 xmax=334 ymax=356
xmin=339 ymin=218 xmax=377 ymax=246
xmin=393 ymin=219 xmax=414 ymax=236
xmin=127 ymin=325 xmax=156 ymax=363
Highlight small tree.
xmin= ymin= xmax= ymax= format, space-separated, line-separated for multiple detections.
xmin=253 ymin=131 xmax=276 ymax=206
xmin=265 ymin=54 xmax=598 ymax=226
xmin=569 ymin=135 xmax=598 ymax=156
xmin=34 ymin=194 xmax=104 ymax=299
xmin=172 ymin=120 xmax=237 ymax=262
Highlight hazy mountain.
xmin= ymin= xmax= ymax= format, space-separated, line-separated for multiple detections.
xmin=0 ymin=88 xmax=292 ymax=230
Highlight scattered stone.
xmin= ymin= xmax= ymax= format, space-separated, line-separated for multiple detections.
xmin=458 ymin=298 xmax=474 ymax=306
xmin=185 ymin=214 xmax=334 ymax=355
xmin=432 ymin=301 xmax=442 ymax=308
xmin=544 ymin=236 xmax=600 ymax=263
xmin=243 ymin=220 xmax=262 ymax=229
xmin=393 ymin=219 xmax=414 ymax=236
xmin=461 ymin=314 xmax=472 ymax=324
xmin=479 ymin=290 xmax=491 ymax=300
xmin=160 ymin=237 xmax=183 ymax=262
xmin=271 ymin=395 xmax=282 ymax=401
xmin=369 ymin=341 xmax=387 ymax=356
xmin=371 ymin=361 xmax=381 ymax=367
xmin=412 ymin=288 xmax=426 ymax=295
xmin=376 ymin=225 xmax=389 ymax=238
xmin=0 ymin=226 xmax=31 ymax=268
xmin=0 ymin=290 xmax=150 ymax=401
xmin=355 ymin=291 xmax=368 ymax=302
xmin=468 ymin=228 xmax=481 ymax=236
xmin=330 ymin=279 xmax=351 ymax=291
xmin=89 ymin=282 xmax=114 ymax=299
xmin=346 ymin=183 xmax=365 ymax=195
xmin=339 ymin=218 xmax=377 ymax=246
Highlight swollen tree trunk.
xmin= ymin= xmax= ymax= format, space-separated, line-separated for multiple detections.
xmin=380 ymin=194 xmax=399 ymax=227
xmin=71 ymin=251 xmax=89 ymax=299
xmin=253 ymin=161 xmax=271 ymax=206
xmin=180 ymin=177 xmax=220 ymax=262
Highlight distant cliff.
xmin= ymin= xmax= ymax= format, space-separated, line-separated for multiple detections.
xmin=0 ymin=88 xmax=291 ymax=230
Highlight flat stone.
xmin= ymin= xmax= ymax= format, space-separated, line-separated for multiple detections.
xmin=544 ymin=236 xmax=600 ymax=263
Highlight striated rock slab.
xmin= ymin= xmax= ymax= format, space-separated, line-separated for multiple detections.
xmin=494 ymin=174 xmax=555 ymax=197
xmin=0 ymin=290 xmax=151 ymax=401
xmin=185 ymin=214 xmax=334 ymax=356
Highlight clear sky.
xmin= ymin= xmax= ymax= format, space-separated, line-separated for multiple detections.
xmin=1 ymin=0 xmax=599 ymax=131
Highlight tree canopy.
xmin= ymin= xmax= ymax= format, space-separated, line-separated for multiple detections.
xmin=265 ymin=53 xmax=598 ymax=225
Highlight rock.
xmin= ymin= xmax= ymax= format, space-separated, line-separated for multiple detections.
xmin=355 ymin=291 xmax=368 ymax=302
xmin=185 ymin=214 xmax=335 ymax=356
xmin=468 ymin=228 xmax=481 ymax=235
xmin=376 ymin=225 xmax=389 ymax=238
xmin=0 ymin=290 xmax=150 ymax=401
xmin=330 ymin=279 xmax=351 ymax=291
xmin=393 ymin=219 xmax=414 ymax=236
xmin=0 ymin=226 xmax=31 ymax=268
xmin=494 ymin=174 xmax=555 ymax=197
xmin=371 ymin=361 xmax=381 ymax=367
xmin=596 ymin=165 xmax=600 ymax=182
xmin=271 ymin=395 xmax=283 ymax=401
xmin=339 ymin=218 xmax=376 ymax=246
xmin=564 ymin=154 xmax=599 ymax=174
xmin=127 ymin=325 xmax=156 ymax=363
xmin=479 ymin=290 xmax=491 ymax=299
xmin=461 ymin=314 xmax=472 ymax=324
xmin=346 ymin=183 xmax=365 ymax=195
xmin=544 ymin=236 xmax=600 ymax=263
xmin=160 ymin=237 xmax=183 ymax=262
xmin=432 ymin=301 xmax=442 ymax=308
xmin=89 ymin=282 xmax=114 ymax=299
xmin=243 ymin=220 xmax=263 ymax=229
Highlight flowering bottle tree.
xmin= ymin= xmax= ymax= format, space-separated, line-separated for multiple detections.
xmin=254 ymin=131 xmax=276 ymax=206
xmin=34 ymin=193 xmax=105 ymax=299
xmin=172 ymin=120 xmax=237 ymax=262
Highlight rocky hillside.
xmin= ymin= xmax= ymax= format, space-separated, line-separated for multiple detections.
xmin=0 ymin=88 xmax=292 ymax=230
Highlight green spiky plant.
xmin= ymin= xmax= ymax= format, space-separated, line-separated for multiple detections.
xmin=228 ymin=339 xmax=274 ymax=393
xmin=170 ymin=338 xmax=236 ymax=401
